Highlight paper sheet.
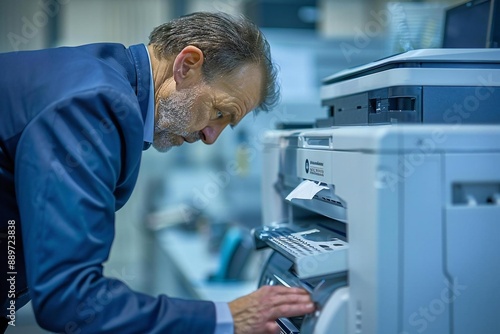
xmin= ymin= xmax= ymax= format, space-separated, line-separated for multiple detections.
xmin=285 ymin=180 xmax=329 ymax=201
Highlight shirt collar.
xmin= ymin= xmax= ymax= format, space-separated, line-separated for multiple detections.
xmin=143 ymin=45 xmax=155 ymax=146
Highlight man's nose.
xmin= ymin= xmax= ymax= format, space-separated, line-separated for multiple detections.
xmin=200 ymin=124 xmax=227 ymax=144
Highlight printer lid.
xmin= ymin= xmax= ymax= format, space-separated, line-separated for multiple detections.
xmin=322 ymin=48 xmax=500 ymax=85
xmin=295 ymin=124 xmax=500 ymax=153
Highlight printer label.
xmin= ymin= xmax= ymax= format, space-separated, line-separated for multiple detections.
xmin=306 ymin=159 xmax=324 ymax=177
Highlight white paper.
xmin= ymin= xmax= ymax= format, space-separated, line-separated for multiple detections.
xmin=285 ymin=180 xmax=329 ymax=201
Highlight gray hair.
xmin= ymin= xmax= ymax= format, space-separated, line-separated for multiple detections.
xmin=149 ymin=11 xmax=279 ymax=112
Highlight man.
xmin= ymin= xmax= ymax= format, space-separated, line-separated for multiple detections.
xmin=0 ymin=11 xmax=314 ymax=334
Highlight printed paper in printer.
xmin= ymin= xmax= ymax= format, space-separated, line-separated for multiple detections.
xmin=285 ymin=180 xmax=329 ymax=201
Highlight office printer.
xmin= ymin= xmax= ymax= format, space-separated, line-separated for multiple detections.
xmin=254 ymin=49 xmax=500 ymax=334
xmin=317 ymin=48 xmax=500 ymax=126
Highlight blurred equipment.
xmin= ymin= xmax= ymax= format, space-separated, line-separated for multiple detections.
xmin=254 ymin=49 xmax=500 ymax=333
xmin=443 ymin=0 xmax=500 ymax=48
xmin=244 ymin=0 xmax=318 ymax=30
xmin=209 ymin=226 xmax=255 ymax=282
xmin=385 ymin=1 xmax=449 ymax=53
xmin=146 ymin=203 xmax=201 ymax=231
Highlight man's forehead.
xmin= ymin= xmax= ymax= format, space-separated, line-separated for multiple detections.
xmin=213 ymin=64 xmax=264 ymax=108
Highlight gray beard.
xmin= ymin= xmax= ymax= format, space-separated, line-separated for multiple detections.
xmin=152 ymin=88 xmax=201 ymax=152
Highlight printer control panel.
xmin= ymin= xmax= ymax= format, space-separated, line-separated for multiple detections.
xmin=254 ymin=225 xmax=348 ymax=279
xmin=268 ymin=227 xmax=346 ymax=257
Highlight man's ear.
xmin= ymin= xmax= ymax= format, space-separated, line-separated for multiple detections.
xmin=173 ymin=46 xmax=204 ymax=87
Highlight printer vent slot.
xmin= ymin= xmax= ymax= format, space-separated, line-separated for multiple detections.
xmin=452 ymin=182 xmax=500 ymax=206
xmin=315 ymin=194 xmax=344 ymax=207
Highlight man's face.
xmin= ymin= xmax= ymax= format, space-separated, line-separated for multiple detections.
xmin=152 ymin=63 xmax=263 ymax=152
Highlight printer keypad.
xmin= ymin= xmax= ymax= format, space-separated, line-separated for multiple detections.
xmin=270 ymin=233 xmax=331 ymax=258
xmin=259 ymin=226 xmax=349 ymax=277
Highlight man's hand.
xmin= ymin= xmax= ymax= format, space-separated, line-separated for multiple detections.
xmin=229 ymin=285 xmax=315 ymax=334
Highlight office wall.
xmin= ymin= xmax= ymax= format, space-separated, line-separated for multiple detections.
xmin=0 ymin=1 xmax=53 ymax=52
xmin=58 ymin=0 xmax=172 ymax=46
xmin=0 ymin=0 xmax=173 ymax=52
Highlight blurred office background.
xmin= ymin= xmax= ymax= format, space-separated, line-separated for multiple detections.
xmin=0 ymin=0 xmax=466 ymax=332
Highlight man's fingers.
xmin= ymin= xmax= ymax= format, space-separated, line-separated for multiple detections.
xmin=268 ymin=300 xmax=315 ymax=319
xmin=264 ymin=321 xmax=280 ymax=334
xmin=230 ymin=285 xmax=316 ymax=334
xmin=260 ymin=285 xmax=310 ymax=296
xmin=256 ymin=285 xmax=316 ymax=319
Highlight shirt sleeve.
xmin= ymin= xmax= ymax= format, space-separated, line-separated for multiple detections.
xmin=214 ymin=302 xmax=234 ymax=334
xmin=15 ymin=88 xmax=216 ymax=333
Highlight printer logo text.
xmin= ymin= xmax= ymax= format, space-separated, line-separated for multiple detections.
xmin=305 ymin=159 xmax=324 ymax=177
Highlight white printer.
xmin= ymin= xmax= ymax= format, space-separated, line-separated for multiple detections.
xmin=254 ymin=49 xmax=500 ymax=334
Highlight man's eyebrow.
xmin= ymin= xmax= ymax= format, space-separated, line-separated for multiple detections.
xmin=228 ymin=107 xmax=244 ymax=128
xmin=229 ymin=113 xmax=238 ymax=128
